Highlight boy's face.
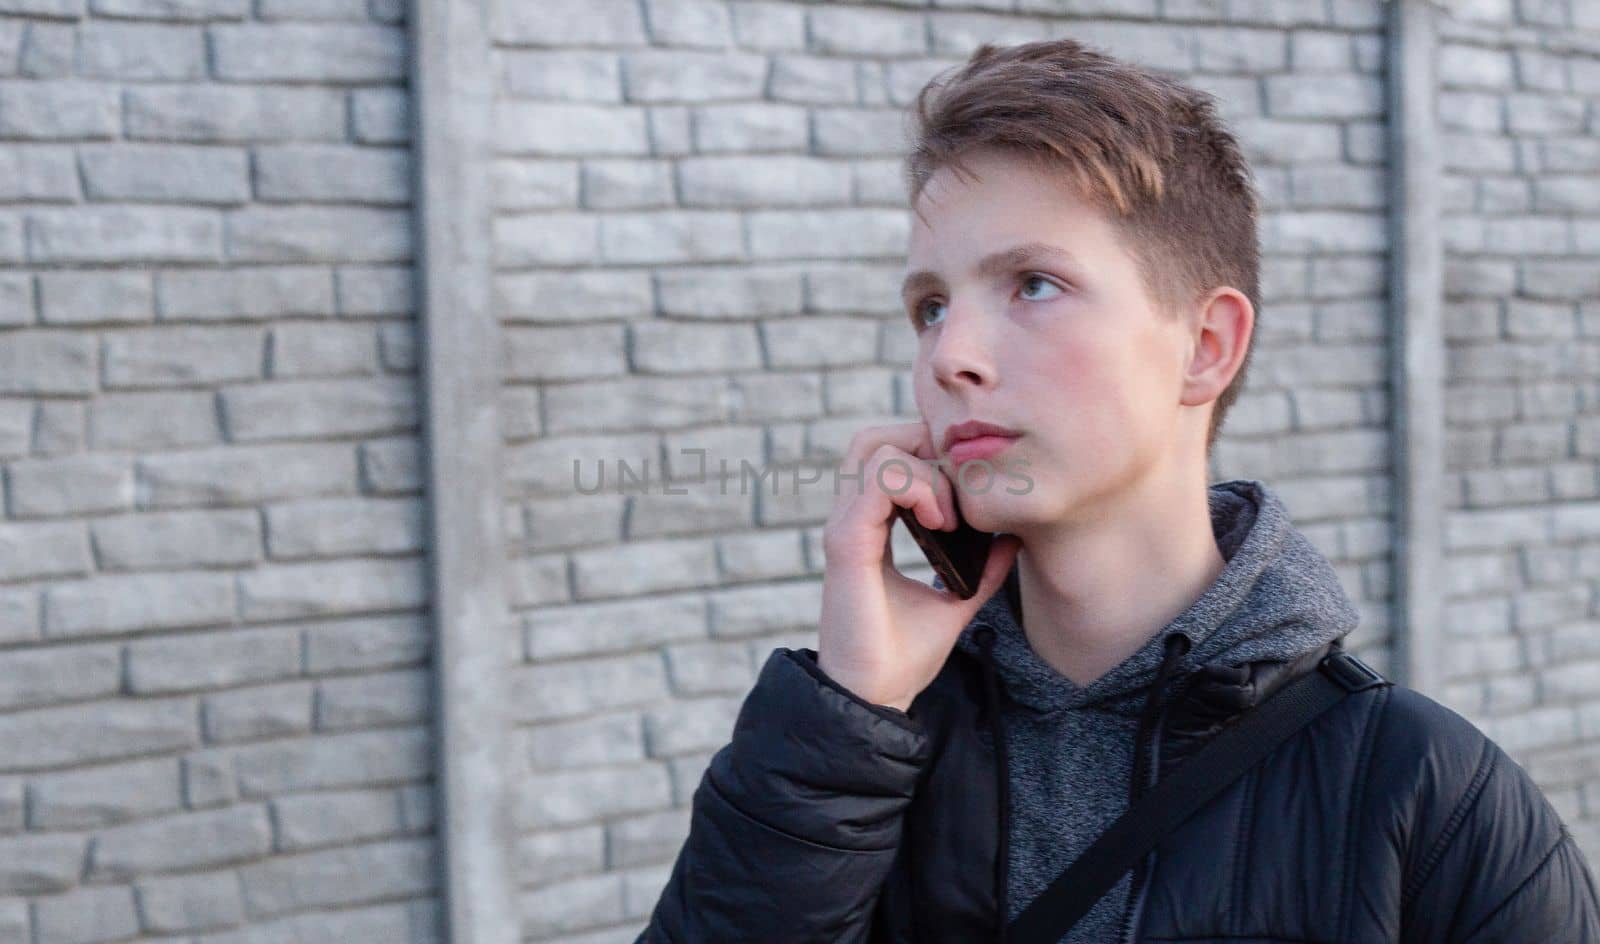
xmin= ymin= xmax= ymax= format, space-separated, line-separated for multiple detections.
xmin=903 ymin=148 xmax=1203 ymax=534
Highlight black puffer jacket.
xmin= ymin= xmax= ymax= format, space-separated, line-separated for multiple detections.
xmin=637 ymin=626 xmax=1600 ymax=943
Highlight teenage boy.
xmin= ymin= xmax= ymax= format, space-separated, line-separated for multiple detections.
xmin=635 ymin=38 xmax=1600 ymax=943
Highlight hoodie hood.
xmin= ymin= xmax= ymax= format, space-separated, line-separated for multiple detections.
xmin=950 ymin=478 xmax=1361 ymax=719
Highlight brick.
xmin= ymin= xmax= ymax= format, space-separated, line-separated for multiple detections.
xmin=236 ymin=838 xmax=434 ymax=917
xmin=0 ymin=587 xmax=39 ymax=644
xmin=499 ymin=49 xmax=621 ymax=101
xmin=0 ymin=399 xmax=30 ymax=456
xmin=158 ymin=266 xmax=334 ymax=321
xmin=264 ymin=495 xmax=423 ymax=559
xmin=495 ymin=102 xmax=649 ymax=157
xmin=0 ymin=898 xmax=22 ymax=942
xmin=0 ymin=520 xmax=90 ymax=581
xmin=232 ymin=727 xmax=429 ymax=796
xmin=220 ymin=377 xmax=416 ymax=442
xmin=0 ymin=833 xmax=82 ymax=894
xmin=518 ymin=764 xmax=671 ymax=830
xmin=621 ymin=49 xmax=766 ymax=103
xmin=524 ymin=593 xmax=706 ymax=661
xmin=0 ymin=332 xmax=87 ymax=394
xmin=135 ymin=870 xmax=244 ymax=934
xmin=137 ymin=441 xmax=356 ymax=508
xmin=494 ymin=269 xmax=648 ymax=323
xmin=747 ymin=208 xmax=904 ymax=259
xmin=0 ymin=697 xmax=196 ymax=773
xmin=708 ymin=580 xmax=821 ymax=636
xmin=335 ymin=265 xmax=413 ymax=316
xmin=663 ymin=639 xmax=757 ymax=697
xmin=90 ymin=392 xmax=219 ymax=451
xmin=27 ymin=757 xmax=180 ymax=829
xmin=127 ymin=626 xmax=300 ymax=695
xmin=102 ymin=325 xmax=261 ymax=388
xmin=630 ymin=321 xmax=762 ymax=374
xmin=302 ymin=614 xmax=428 ymax=672
xmin=351 ymin=87 xmax=409 ymax=145
xmin=691 ymin=102 xmax=808 ymax=152
xmin=128 ymin=85 xmax=347 ymax=142
xmin=643 ymin=695 xmax=739 ymax=757
xmin=257 ymin=0 xmax=365 ymax=17
xmin=0 ymin=143 xmax=74 ymax=200
xmin=492 ymin=0 xmax=646 ymax=45
xmin=7 ymin=454 xmax=133 ymax=517
xmin=44 ymin=570 xmax=234 ymax=639
xmin=236 ymin=556 xmax=425 ymax=621
xmin=27 ymin=206 xmax=221 ymax=264
xmin=37 ymin=270 xmax=152 ymax=325
xmin=502 ymin=324 xmax=626 ymax=382
xmin=272 ymin=323 xmax=380 ymax=379
xmin=0 ymin=273 xmax=33 ymax=327
xmin=492 ymin=159 xmax=579 ymax=211
xmin=606 ymin=806 xmax=690 ymax=869
xmin=678 ymin=155 xmax=850 ymax=207
xmin=571 ymin=537 xmax=718 ymax=599
xmin=93 ymin=509 xmax=257 ymax=572
xmin=254 ymin=145 xmax=410 ymax=204
xmin=508 ymin=653 xmax=668 ymax=724
xmin=519 ymin=872 xmax=625 ymax=938
xmin=203 ymin=681 xmax=313 ymax=742
xmin=516 ymin=826 xmax=604 ymax=887
xmin=210 ymin=23 xmax=403 ymax=81
xmin=267 ymin=318 xmax=385 ymax=380
xmin=271 ymin=788 xmax=403 ymax=852
xmin=89 ymin=0 xmax=246 ymax=16
xmin=226 ymin=207 xmax=411 ymax=263
xmin=33 ymin=884 xmax=139 ymax=944
xmin=377 ymin=322 xmax=415 ymax=371
xmin=182 ymin=749 xmax=236 ymax=809
xmin=0 ymin=643 xmax=119 ymax=712
xmin=89 ymin=805 xmax=272 ymax=881
xmin=595 ymin=210 xmax=743 ymax=265
xmin=761 ymin=317 xmax=878 ymax=368
xmin=544 ymin=376 xmax=730 ymax=433
xmin=522 ymin=711 xmax=644 ymax=771
xmin=505 ymin=552 xmax=570 ymax=607
xmin=78 ymin=143 xmax=247 ymax=203
xmin=77 ymin=21 xmax=204 ymax=80
xmin=581 ymin=159 xmax=673 ymax=210
xmin=0 ymin=81 xmax=116 ymax=139
xmin=314 ymin=668 xmax=430 ymax=730
xmin=516 ymin=493 xmax=623 ymax=551
xmin=359 ymin=437 xmax=422 ymax=494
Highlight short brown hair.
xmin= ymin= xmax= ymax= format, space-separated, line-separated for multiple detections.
xmin=905 ymin=38 xmax=1261 ymax=457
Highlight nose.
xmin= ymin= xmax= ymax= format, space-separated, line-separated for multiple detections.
xmin=927 ymin=302 xmax=997 ymax=391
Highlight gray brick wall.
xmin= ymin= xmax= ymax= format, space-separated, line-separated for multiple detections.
xmin=0 ymin=0 xmax=437 ymax=941
xmin=6 ymin=1 xmax=1600 ymax=943
xmin=1432 ymin=0 xmax=1600 ymax=850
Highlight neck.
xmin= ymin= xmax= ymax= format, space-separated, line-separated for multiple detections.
xmin=1011 ymin=464 xmax=1226 ymax=688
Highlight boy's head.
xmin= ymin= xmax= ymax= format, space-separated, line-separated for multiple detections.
xmin=899 ymin=38 xmax=1259 ymax=532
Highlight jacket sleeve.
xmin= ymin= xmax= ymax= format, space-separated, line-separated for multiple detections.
xmin=1396 ymin=697 xmax=1600 ymax=942
xmin=634 ymin=646 xmax=933 ymax=944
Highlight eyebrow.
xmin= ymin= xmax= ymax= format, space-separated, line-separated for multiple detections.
xmin=899 ymin=242 xmax=1083 ymax=301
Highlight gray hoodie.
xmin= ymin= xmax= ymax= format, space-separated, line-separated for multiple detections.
xmin=946 ymin=478 xmax=1362 ymax=943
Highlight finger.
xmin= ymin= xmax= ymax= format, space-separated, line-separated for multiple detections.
xmin=867 ymin=444 xmax=944 ymax=530
xmin=846 ymin=422 xmax=936 ymax=466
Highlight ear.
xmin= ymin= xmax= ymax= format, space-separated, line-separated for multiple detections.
xmin=1180 ymin=288 xmax=1254 ymax=409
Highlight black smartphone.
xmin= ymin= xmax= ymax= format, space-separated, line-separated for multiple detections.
xmin=894 ymin=498 xmax=996 ymax=600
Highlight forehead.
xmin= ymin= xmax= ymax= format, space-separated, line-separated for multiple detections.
xmin=903 ymin=157 xmax=1122 ymax=283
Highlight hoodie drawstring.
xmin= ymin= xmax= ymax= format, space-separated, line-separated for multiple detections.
xmin=1131 ymin=632 xmax=1192 ymax=806
xmin=978 ymin=627 xmax=1192 ymax=944
xmin=976 ymin=626 xmax=1010 ymax=944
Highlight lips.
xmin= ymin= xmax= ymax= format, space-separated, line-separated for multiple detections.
xmin=941 ymin=420 xmax=1022 ymax=464
xmin=941 ymin=419 xmax=1022 ymax=454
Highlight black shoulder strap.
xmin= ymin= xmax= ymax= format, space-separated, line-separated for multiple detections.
xmin=1006 ymin=648 xmax=1390 ymax=944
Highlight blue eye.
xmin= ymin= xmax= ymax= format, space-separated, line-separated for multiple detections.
xmin=915 ymin=299 xmax=946 ymax=328
xmin=1020 ymin=274 xmax=1063 ymax=301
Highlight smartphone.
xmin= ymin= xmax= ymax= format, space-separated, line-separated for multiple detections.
xmin=894 ymin=499 xmax=996 ymax=600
